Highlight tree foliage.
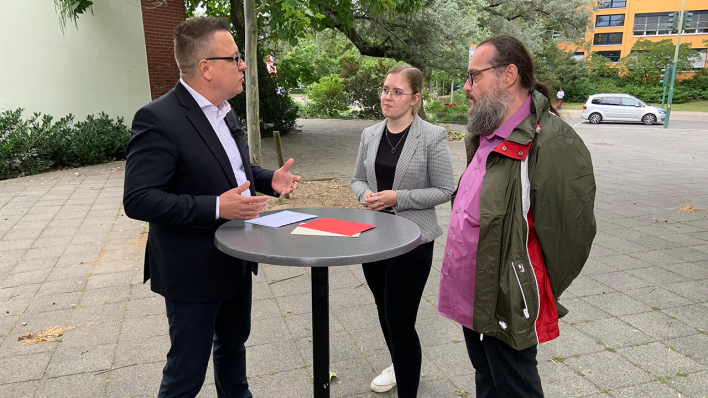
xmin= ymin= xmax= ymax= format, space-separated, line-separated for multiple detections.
xmin=618 ymin=39 xmax=698 ymax=84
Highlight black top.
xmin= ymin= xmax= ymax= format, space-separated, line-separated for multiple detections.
xmin=375 ymin=123 xmax=411 ymax=193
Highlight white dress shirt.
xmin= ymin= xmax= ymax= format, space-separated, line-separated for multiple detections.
xmin=180 ymin=78 xmax=250 ymax=219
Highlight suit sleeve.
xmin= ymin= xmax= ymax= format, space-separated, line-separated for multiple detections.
xmin=396 ymin=128 xmax=455 ymax=211
xmin=351 ymin=130 xmax=375 ymax=202
xmin=123 ymin=107 xmax=217 ymax=228
xmin=530 ymin=132 xmax=596 ymax=298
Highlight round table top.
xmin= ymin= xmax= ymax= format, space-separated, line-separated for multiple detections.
xmin=214 ymin=207 xmax=422 ymax=267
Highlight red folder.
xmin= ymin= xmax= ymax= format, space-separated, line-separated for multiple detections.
xmin=298 ymin=218 xmax=375 ymax=236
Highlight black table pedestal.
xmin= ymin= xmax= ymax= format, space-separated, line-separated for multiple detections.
xmin=312 ymin=266 xmax=330 ymax=398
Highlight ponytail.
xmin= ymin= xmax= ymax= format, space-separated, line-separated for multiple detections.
xmin=533 ymin=81 xmax=558 ymax=115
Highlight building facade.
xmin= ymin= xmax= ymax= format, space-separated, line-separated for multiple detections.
xmin=0 ymin=0 xmax=184 ymax=124
xmin=573 ymin=0 xmax=707 ymax=68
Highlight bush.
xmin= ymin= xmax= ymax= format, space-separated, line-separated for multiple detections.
xmin=306 ymin=74 xmax=349 ymax=117
xmin=0 ymin=109 xmax=130 ymax=180
xmin=424 ymin=100 xmax=467 ymax=123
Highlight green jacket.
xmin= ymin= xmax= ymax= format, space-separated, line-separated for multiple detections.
xmin=461 ymin=91 xmax=596 ymax=350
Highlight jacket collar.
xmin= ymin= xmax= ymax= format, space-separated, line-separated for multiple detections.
xmin=505 ymin=90 xmax=550 ymax=145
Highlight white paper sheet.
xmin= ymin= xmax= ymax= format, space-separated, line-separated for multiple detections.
xmin=290 ymin=225 xmax=360 ymax=238
xmin=245 ymin=210 xmax=317 ymax=228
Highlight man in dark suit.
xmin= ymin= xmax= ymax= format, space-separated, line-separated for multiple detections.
xmin=123 ymin=16 xmax=300 ymax=398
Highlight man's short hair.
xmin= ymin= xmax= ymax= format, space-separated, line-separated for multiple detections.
xmin=174 ymin=16 xmax=231 ymax=78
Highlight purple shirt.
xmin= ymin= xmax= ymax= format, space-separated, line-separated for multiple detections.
xmin=438 ymin=95 xmax=532 ymax=330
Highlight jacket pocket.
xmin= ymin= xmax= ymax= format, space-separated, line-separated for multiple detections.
xmin=495 ymin=261 xmax=533 ymax=334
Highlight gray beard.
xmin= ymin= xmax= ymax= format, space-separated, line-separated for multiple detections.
xmin=466 ymin=86 xmax=513 ymax=137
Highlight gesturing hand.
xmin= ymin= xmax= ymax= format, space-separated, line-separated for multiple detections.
xmin=219 ymin=181 xmax=270 ymax=220
xmin=272 ymin=158 xmax=301 ymax=195
xmin=361 ymin=190 xmax=397 ymax=211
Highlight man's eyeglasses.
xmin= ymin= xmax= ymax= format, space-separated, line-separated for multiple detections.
xmin=205 ymin=55 xmax=242 ymax=66
xmin=381 ymin=87 xmax=416 ymax=101
xmin=467 ymin=65 xmax=506 ymax=85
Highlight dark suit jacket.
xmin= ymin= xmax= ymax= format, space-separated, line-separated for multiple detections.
xmin=123 ymin=82 xmax=275 ymax=303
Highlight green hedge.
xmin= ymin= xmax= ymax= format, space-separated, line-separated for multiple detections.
xmin=0 ymin=109 xmax=130 ymax=180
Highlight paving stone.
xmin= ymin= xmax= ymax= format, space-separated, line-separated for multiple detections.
xmin=663 ymin=304 xmax=708 ymax=331
xmin=334 ymin=304 xmax=383 ymax=331
xmin=60 ymin=320 xmax=121 ymax=348
xmin=610 ymin=381 xmax=680 ymax=398
xmin=85 ymin=271 xmax=134 ymax=290
xmin=1 ymin=268 xmax=51 ymax=288
xmin=79 ymin=285 xmax=130 ymax=306
xmin=11 ymin=257 xmax=58 ymax=274
xmin=624 ymin=286 xmax=693 ymax=309
xmin=564 ymin=351 xmax=654 ymax=390
xmin=416 ymin=316 xmax=463 ymax=349
xmin=574 ymin=317 xmax=654 ymax=349
xmin=664 ymin=280 xmax=708 ymax=303
xmin=0 ymin=331 xmax=60 ymax=358
xmin=36 ymin=277 xmax=88 ymax=296
xmin=424 ymin=340 xmax=473 ymax=377
xmin=124 ymin=296 xmax=164 ymax=319
xmin=16 ymin=308 xmax=74 ymax=333
xmin=247 ymin=339 xmax=305 ymax=375
xmin=617 ymin=342 xmax=705 ymax=377
xmin=349 ymin=327 xmax=390 ymax=358
xmin=296 ymin=332 xmax=364 ymax=365
xmin=113 ymin=334 xmax=170 ymax=368
xmin=0 ymin=298 xmax=31 ymax=316
xmin=536 ymin=361 xmax=598 ymax=397
xmin=0 ymin=381 xmax=37 ymax=398
xmin=105 ymin=361 xmax=163 ymax=397
xmin=248 ymin=317 xmax=292 ymax=346
xmin=628 ymin=250 xmax=686 ymax=267
xmin=245 ymin=368 xmax=312 ymax=398
xmin=70 ymin=301 xmax=127 ymax=324
xmin=0 ymin=352 xmax=53 ymax=383
xmin=0 ymin=315 xmax=18 ymax=335
xmin=663 ymin=262 xmax=708 ymax=280
xmin=119 ymin=314 xmax=169 ymax=342
xmin=667 ymin=370 xmax=708 ymax=397
xmin=564 ymin=276 xmax=615 ymax=297
xmin=660 ymin=247 xmax=708 ymax=263
xmin=330 ymin=285 xmax=375 ymax=309
xmin=46 ymin=343 xmax=115 ymax=376
xmin=25 ymin=291 xmax=82 ymax=314
xmin=626 ymin=266 xmax=688 ymax=285
xmin=275 ymin=292 xmax=314 ymax=315
xmin=621 ymin=311 xmax=696 ymax=340
xmin=665 ymin=333 xmax=708 ymax=367
xmin=589 ymin=271 xmax=652 ymax=291
xmin=583 ymin=292 xmax=652 ymax=317
xmin=34 ymin=372 xmax=108 ymax=398
xmin=251 ymin=297 xmax=281 ymax=321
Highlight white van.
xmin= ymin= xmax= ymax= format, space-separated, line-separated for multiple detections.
xmin=580 ymin=94 xmax=666 ymax=125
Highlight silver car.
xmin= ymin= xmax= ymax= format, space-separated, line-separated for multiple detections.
xmin=580 ymin=94 xmax=666 ymax=125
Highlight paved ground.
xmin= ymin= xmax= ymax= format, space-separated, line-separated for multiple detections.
xmin=1 ymin=114 xmax=708 ymax=398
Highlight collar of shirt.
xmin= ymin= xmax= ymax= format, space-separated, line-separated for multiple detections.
xmin=180 ymin=78 xmax=232 ymax=121
xmin=483 ymin=94 xmax=532 ymax=142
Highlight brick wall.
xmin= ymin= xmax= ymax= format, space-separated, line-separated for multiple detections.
xmin=141 ymin=0 xmax=185 ymax=100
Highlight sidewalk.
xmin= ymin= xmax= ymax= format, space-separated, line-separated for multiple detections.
xmin=0 ymin=118 xmax=707 ymax=397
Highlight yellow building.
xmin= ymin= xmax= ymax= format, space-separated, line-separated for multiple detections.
xmin=573 ymin=0 xmax=708 ymax=68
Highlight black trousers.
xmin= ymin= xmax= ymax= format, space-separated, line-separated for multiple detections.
xmin=462 ymin=327 xmax=544 ymax=398
xmin=158 ymin=272 xmax=253 ymax=398
xmin=362 ymin=241 xmax=434 ymax=398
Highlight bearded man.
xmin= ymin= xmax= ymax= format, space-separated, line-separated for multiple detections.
xmin=437 ymin=35 xmax=596 ymax=397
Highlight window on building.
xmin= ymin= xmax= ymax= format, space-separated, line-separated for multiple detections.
xmin=599 ymin=0 xmax=626 ymax=9
xmin=594 ymin=51 xmax=622 ymax=62
xmin=633 ymin=13 xmax=678 ymax=36
xmin=691 ymin=49 xmax=707 ymax=68
xmin=683 ymin=10 xmax=708 ymax=34
xmin=596 ymin=14 xmax=625 ymax=27
xmin=594 ymin=32 xmax=623 ymax=45
xmin=573 ymin=52 xmax=585 ymax=61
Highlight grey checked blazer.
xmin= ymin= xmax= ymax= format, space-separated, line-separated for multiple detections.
xmin=352 ymin=115 xmax=455 ymax=243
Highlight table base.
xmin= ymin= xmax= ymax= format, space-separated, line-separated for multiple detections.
xmin=312 ymin=267 xmax=330 ymax=397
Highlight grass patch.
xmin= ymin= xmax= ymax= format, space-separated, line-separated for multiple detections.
xmin=605 ymin=347 xmax=616 ymax=353
xmin=455 ymin=389 xmax=469 ymax=397
xmin=676 ymin=372 xmax=689 ymax=377
xmin=575 ymin=370 xmax=585 ymax=377
xmin=651 ymin=307 xmax=661 ymax=311
xmin=551 ymin=356 xmax=566 ymax=363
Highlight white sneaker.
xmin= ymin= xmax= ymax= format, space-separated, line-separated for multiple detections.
xmin=371 ymin=364 xmax=396 ymax=393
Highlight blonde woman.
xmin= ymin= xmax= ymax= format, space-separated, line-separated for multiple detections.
xmin=352 ymin=64 xmax=455 ymax=396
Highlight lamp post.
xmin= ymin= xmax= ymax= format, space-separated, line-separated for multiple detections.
xmin=664 ymin=0 xmax=687 ymax=129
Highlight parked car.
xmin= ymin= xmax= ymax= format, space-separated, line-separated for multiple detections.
xmin=580 ymin=93 xmax=666 ymax=125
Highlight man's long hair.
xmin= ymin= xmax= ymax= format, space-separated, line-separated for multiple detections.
xmin=478 ymin=35 xmax=558 ymax=115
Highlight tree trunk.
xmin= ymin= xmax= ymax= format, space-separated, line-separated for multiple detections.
xmin=450 ymin=80 xmax=454 ymax=104
xmin=244 ymin=0 xmax=261 ymax=166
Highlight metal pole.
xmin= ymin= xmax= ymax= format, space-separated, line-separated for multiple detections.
xmin=311 ymin=267 xmax=330 ymax=398
xmin=272 ymin=131 xmax=290 ymax=199
xmin=661 ymin=84 xmax=668 ymax=109
xmin=664 ymin=0 xmax=686 ymax=129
